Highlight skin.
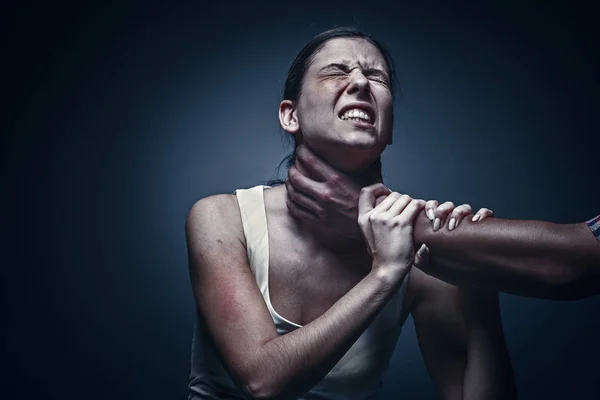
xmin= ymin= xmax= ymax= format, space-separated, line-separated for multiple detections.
xmin=187 ymin=37 xmax=516 ymax=399
xmin=285 ymin=143 xmax=600 ymax=300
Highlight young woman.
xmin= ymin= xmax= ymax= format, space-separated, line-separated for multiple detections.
xmin=186 ymin=27 xmax=515 ymax=399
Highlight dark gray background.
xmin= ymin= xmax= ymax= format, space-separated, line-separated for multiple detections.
xmin=3 ymin=1 xmax=599 ymax=399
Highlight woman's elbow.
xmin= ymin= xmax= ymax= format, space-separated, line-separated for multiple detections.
xmin=242 ymin=379 xmax=296 ymax=400
xmin=242 ymin=378 xmax=276 ymax=400
xmin=239 ymin=369 xmax=294 ymax=400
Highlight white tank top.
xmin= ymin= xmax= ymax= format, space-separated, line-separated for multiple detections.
xmin=189 ymin=185 xmax=409 ymax=399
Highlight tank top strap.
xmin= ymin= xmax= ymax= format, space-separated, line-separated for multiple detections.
xmin=234 ymin=185 xmax=270 ymax=296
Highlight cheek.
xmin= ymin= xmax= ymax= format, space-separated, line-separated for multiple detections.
xmin=298 ymin=88 xmax=337 ymax=124
xmin=324 ymin=78 xmax=348 ymax=92
xmin=307 ymin=77 xmax=348 ymax=103
xmin=377 ymin=95 xmax=394 ymax=124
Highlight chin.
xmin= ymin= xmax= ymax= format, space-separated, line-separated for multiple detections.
xmin=340 ymin=137 xmax=387 ymax=154
xmin=326 ymin=146 xmax=384 ymax=173
xmin=307 ymin=134 xmax=386 ymax=162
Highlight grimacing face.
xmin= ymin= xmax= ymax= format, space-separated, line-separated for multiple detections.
xmin=279 ymin=37 xmax=394 ymax=172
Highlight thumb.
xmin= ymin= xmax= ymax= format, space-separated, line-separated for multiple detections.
xmin=413 ymin=244 xmax=430 ymax=268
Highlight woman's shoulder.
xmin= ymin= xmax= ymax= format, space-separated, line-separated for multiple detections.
xmin=186 ymin=193 xmax=243 ymax=240
xmin=186 ymin=184 xmax=284 ymax=240
xmin=190 ymin=192 xmax=238 ymax=212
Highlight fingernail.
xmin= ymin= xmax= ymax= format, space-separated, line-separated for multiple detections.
xmin=418 ymin=244 xmax=428 ymax=257
xmin=433 ymin=218 xmax=441 ymax=232
xmin=448 ymin=218 xmax=456 ymax=231
xmin=427 ymin=209 xmax=434 ymax=220
xmin=472 ymin=215 xmax=480 ymax=222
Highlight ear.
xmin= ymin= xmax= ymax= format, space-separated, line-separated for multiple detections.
xmin=279 ymin=100 xmax=300 ymax=135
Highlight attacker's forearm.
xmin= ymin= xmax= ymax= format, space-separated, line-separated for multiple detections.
xmin=413 ymin=212 xmax=600 ymax=299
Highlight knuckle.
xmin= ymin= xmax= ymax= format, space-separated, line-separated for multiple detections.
xmin=436 ymin=205 xmax=450 ymax=214
xmin=411 ymin=199 xmax=425 ymax=210
xmin=400 ymin=194 xmax=412 ymax=201
xmin=330 ymin=174 xmax=343 ymax=185
xmin=305 ymin=156 xmax=317 ymax=167
xmin=288 ymin=204 xmax=297 ymax=216
xmin=372 ymin=214 xmax=385 ymax=224
xmin=322 ymin=189 xmax=334 ymax=204
xmin=455 ymin=204 xmax=470 ymax=213
xmin=288 ymin=166 xmax=298 ymax=180
xmin=286 ymin=182 xmax=295 ymax=196
xmin=397 ymin=217 xmax=409 ymax=228
xmin=287 ymin=192 xmax=297 ymax=203
xmin=437 ymin=203 xmax=453 ymax=214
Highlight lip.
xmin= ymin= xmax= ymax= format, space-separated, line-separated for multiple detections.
xmin=338 ymin=102 xmax=376 ymax=125
xmin=344 ymin=118 xmax=375 ymax=129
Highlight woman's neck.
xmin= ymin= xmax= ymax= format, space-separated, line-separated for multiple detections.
xmin=289 ymin=156 xmax=384 ymax=251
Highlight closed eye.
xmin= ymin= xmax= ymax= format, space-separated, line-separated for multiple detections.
xmin=365 ymin=72 xmax=390 ymax=86
xmin=321 ymin=68 xmax=348 ymax=77
xmin=369 ymin=77 xmax=389 ymax=87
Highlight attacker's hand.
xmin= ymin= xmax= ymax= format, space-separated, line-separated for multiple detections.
xmin=285 ymin=145 xmax=388 ymax=240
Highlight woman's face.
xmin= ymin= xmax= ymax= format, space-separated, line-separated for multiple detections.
xmin=291 ymin=37 xmax=394 ymax=171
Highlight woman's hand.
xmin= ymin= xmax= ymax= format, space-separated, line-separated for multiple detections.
xmin=358 ymin=185 xmax=429 ymax=278
xmin=424 ymin=200 xmax=494 ymax=231
xmin=375 ymin=195 xmax=494 ymax=232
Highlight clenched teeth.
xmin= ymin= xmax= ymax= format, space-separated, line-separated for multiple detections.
xmin=340 ymin=109 xmax=372 ymax=122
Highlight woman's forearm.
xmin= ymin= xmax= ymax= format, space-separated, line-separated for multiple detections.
xmin=413 ymin=212 xmax=600 ymax=299
xmin=247 ymin=268 xmax=406 ymax=399
xmin=460 ymin=289 xmax=517 ymax=400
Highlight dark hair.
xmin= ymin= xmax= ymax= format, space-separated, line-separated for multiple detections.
xmin=266 ymin=26 xmax=399 ymax=186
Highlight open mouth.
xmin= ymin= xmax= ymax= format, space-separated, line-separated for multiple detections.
xmin=338 ymin=108 xmax=375 ymax=126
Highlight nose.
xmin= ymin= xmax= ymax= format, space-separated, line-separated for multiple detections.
xmin=346 ymin=70 xmax=370 ymax=95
